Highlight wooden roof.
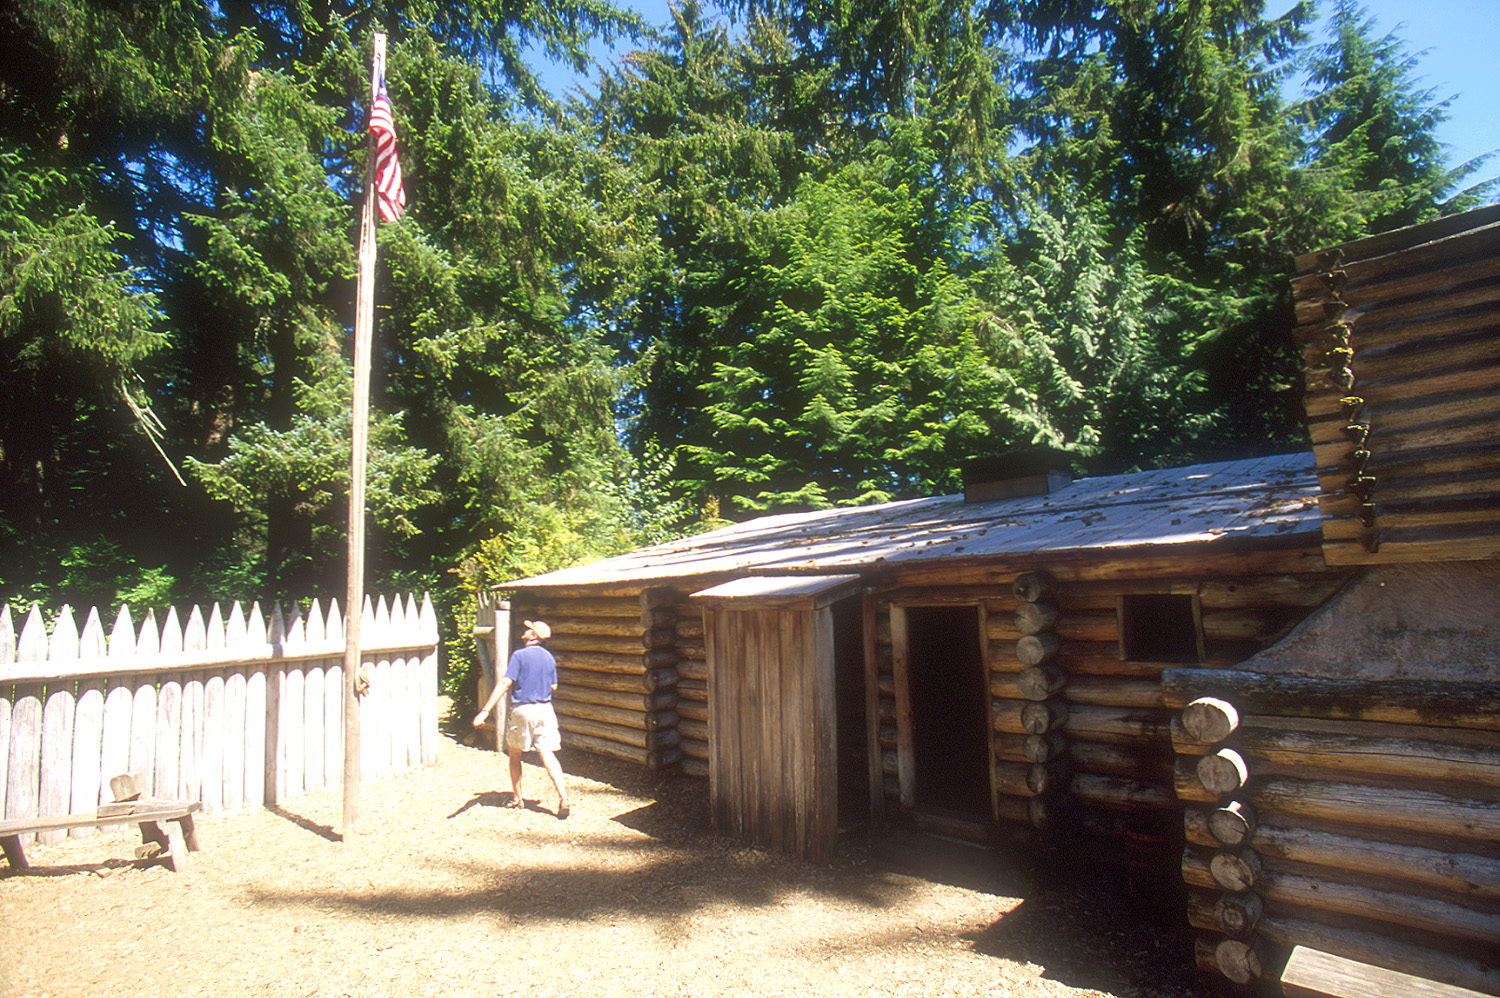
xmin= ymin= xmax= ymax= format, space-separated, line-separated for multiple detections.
xmin=506 ymin=451 xmax=1321 ymax=590
xmin=691 ymin=574 xmax=862 ymax=610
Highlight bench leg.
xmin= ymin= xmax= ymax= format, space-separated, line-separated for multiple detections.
xmin=177 ymin=812 xmax=201 ymax=853
xmin=136 ymin=820 xmax=168 ymax=863
xmin=135 ymin=820 xmax=190 ymax=872
xmin=1 ymin=834 xmax=28 ymax=871
xmin=162 ymin=821 xmax=188 ymax=873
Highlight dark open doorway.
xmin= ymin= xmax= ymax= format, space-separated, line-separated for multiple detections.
xmin=905 ymin=605 xmax=989 ymax=819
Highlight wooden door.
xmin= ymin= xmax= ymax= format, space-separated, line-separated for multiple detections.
xmin=694 ymin=575 xmax=858 ymax=862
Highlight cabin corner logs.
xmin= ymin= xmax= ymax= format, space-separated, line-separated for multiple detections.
xmin=965 ymin=558 xmax=1341 ymax=865
xmin=1293 ymin=203 xmax=1500 ymax=566
xmin=1168 ymin=668 xmax=1500 ymax=995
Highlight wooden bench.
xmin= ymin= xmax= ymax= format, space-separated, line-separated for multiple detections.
xmin=1281 ymin=946 xmax=1490 ymax=998
xmin=1 ymin=800 xmax=202 ymax=873
xmin=1 ymin=776 xmax=202 ymax=874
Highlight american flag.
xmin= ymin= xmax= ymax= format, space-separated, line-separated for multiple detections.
xmin=369 ymin=76 xmax=406 ymax=222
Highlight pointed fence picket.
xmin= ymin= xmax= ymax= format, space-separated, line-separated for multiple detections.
xmin=0 ymin=594 xmax=439 ymax=837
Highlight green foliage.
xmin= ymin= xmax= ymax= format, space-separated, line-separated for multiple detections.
xmin=2 ymin=0 xmax=1488 ymax=674
xmin=187 ymin=378 xmax=441 ymax=595
xmin=1295 ymin=0 xmax=1492 ymax=234
xmin=985 ymin=189 xmax=1215 ymax=468
xmin=0 ymin=532 xmax=178 ymax=613
xmin=687 ymin=158 xmax=1046 ymax=510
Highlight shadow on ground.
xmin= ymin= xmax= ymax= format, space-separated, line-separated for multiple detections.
xmin=315 ymin=699 xmax=1218 ymax=996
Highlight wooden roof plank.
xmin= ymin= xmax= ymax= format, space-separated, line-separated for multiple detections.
xmin=506 ymin=454 xmax=1321 ymax=590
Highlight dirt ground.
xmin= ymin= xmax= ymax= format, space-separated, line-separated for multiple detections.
xmin=2 ymin=703 xmax=1229 ymax=998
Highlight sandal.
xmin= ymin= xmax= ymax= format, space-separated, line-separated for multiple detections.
xmin=557 ymin=800 xmax=571 ymax=820
xmin=503 ymin=796 xmax=525 ymax=809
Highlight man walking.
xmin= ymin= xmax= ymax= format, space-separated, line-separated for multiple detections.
xmin=473 ymin=619 xmax=569 ymax=818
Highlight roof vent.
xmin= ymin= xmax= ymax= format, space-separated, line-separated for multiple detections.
xmin=961 ymin=448 xmax=1074 ymax=503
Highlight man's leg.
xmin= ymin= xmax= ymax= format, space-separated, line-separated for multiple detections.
xmin=508 ymin=746 xmax=525 ymax=804
xmin=537 ymin=749 xmax=569 ymax=817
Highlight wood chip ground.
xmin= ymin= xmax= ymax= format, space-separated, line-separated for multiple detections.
xmin=1 ymin=703 xmax=1223 ymax=998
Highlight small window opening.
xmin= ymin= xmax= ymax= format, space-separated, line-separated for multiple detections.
xmin=1119 ymin=594 xmax=1201 ymax=662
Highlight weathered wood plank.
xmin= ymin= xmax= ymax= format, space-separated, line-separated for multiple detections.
xmin=1248 ymin=821 xmax=1500 ymax=903
xmin=1281 ymin=945 xmax=1492 ymax=998
xmin=1063 ymin=704 xmax=1173 ymax=747
xmin=97 ymin=676 xmax=132 ymax=814
xmin=553 ymin=697 xmax=678 ymax=732
xmin=201 ymin=671 xmax=225 ymax=814
xmin=1293 ymin=258 xmax=1500 ymax=329
xmin=223 ymin=667 xmax=247 ymax=811
xmin=1214 ymin=716 xmax=1500 ymax=789
xmin=301 ymin=662 xmax=324 ymax=794
xmin=67 ymin=676 xmax=104 ymax=837
xmin=1308 ymin=392 xmax=1500 ymax=447
xmin=1162 ymin=670 xmax=1500 ymax=730
xmin=1293 ymin=219 xmax=1500 ymax=298
xmin=6 ymin=613 xmax=47 ymax=833
xmin=1250 ymin=776 xmax=1500 ymax=843
xmin=127 ymin=677 xmax=157 ymax=799
xmin=1262 ymin=914 xmax=1500 ymax=995
xmin=245 ymin=663 xmax=267 ymax=808
xmin=1304 ymin=364 xmax=1500 ymax=425
xmin=1292 ymin=204 xmax=1500 ymax=276
xmin=1257 ymin=865 xmax=1500 ymax=947
xmin=890 ymin=607 xmax=915 ymax=808
xmin=516 ymin=597 xmax=645 ymax=619
xmin=1323 ymin=532 xmax=1500 ymax=565
xmin=420 ymin=594 xmax=440 ymax=768
xmin=553 ymin=685 xmax=677 ymax=714
xmin=6 ymin=684 xmax=42 ymax=830
xmin=0 ymin=692 xmax=9 ymax=823
xmin=1302 ymin=309 xmax=1500 ymax=365
xmin=178 ymin=671 xmax=203 ymax=803
xmin=556 ymin=713 xmax=676 ymax=750
xmin=38 ymin=683 xmax=77 ymax=843
xmin=152 ymin=677 xmax=182 ymax=815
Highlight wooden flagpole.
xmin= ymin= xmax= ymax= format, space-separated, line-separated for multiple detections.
xmin=344 ymin=31 xmax=385 ymax=842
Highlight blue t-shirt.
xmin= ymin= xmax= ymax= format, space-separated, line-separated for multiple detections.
xmin=505 ymin=643 xmax=557 ymax=704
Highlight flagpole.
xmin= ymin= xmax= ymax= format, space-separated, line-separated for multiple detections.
xmin=344 ymin=31 xmax=385 ymax=842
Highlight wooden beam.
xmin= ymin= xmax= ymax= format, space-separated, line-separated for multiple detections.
xmin=1280 ymin=945 xmax=1491 ymax=998
xmin=890 ymin=606 xmax=915 ymax=807
xmin=863 ymin=589 xmax=884 ymax=827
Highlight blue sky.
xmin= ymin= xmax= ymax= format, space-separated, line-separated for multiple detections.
xmin=1347 ymin=0 xmax=1499 ymax=172
xmin=537 ymin=0 xmax=1498 ymax=176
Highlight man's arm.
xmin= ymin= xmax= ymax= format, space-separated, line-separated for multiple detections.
xmin=472 ymin=676 xmax=513 ymax=728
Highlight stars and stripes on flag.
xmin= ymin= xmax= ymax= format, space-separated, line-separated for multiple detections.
xmin=369 ymin=76 xmax=406 ymax=222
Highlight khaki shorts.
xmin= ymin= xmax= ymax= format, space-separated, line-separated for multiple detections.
xmin=505 ymin=701 xmax=561 ymax=753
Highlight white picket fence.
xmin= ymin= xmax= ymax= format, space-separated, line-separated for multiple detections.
xmin=0 ymin=594 xmax=439 ymax=845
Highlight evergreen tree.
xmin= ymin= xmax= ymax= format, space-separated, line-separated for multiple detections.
xmin=689 ymin=157 xmax=1050 ymax=510
xmin=0 ymin=0 xmax=223 ymax=606
xmin=1296 ymin=0 xmax=1490 ymax=238
xmin=0 ymin=0 xmax=663 ymax=610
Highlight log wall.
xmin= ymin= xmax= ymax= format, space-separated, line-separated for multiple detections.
xmin=978 ymin=565 xmax=1344 ymax=867
xmin=1292 ymin=202 xmax=1500 ymax=566
xmin=672 ymin=590 xmax=710 ymax=777
xmin=859 ymin=547 xmax=1344 ymax=864
xmin=1169 ymin=669 xmax=1500 ymax=994
xmin=506 ymin=588 xmax=684 ymax=772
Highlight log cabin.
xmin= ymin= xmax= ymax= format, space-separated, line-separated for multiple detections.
xmin=483 ymin=202 xmax=1500 ymax=994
